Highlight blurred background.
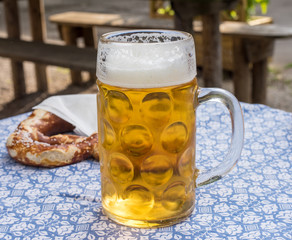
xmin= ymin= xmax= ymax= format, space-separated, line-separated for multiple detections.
xmin=0 ymin=0 xmax=291 ymax=119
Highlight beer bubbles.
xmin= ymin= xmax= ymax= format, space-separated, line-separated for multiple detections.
xmin=97 ymin=30 xmax=197 ymax=88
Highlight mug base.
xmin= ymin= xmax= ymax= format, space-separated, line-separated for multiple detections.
xmin=102 ymin=207 xmax=194 ymax=228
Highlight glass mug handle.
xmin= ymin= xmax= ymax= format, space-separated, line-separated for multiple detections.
xmin=196 ymin=88 xmax=244 ymax=187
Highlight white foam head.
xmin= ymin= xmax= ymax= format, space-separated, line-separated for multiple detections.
xmin=96 ymin=30 xmax=197 ymax=88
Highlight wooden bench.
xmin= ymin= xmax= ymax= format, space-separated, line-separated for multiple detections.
xmin=49 ymin=11 xmax=292 ymax=104
xmin=0 ymin=0 xmax=99 ymax=102
xmin=0 ymin=38 xmax=96 ymax=72
xmin=1 ymin=0 xmax=51 ymax=99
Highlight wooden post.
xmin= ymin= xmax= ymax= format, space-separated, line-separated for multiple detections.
xmin=237 ymin=0 xmax=247 ymax=22
xmin=28 ymin=0 xmax=48 ymax=92
xmin=245 ymin=38 xmax=274 ymax=104
xmin=233 ymin=37 xmax=252 ymax=103
xmin=202 ymin=12 xmax=222 ymax=87
xmin=3 ymin=0 xmax=26 ymax=99
xmin=83 ymin=27 xmax=97 ymax=83
xmin=172 ymin=1 xmax=194 ymax=35
xmin=61 ymin=26 xmax=83 ymax=86
xmin=252 ymin=59 xmax=268 ymax=103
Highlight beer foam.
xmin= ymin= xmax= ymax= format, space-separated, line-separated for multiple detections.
xmin=97 ymin=30 xmax=197 ymax=88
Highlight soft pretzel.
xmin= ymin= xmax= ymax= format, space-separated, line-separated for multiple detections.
xmin=6 ymin=109 xmax=98 ymax=167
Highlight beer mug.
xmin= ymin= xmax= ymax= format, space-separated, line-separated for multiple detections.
xmin=96 ymin=30 xmax=244 ymax=228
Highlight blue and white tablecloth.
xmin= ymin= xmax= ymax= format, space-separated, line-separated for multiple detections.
xmin=0 ymin=102 xmax=291 ymax=240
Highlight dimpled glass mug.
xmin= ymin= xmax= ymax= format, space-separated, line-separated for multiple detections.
xmin=96 ymin=30 xmax=244 ymax=228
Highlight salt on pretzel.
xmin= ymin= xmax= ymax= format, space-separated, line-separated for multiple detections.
xmin=6 ymin=109 xmax=98 ymax=167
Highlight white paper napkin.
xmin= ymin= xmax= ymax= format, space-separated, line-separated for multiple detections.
xmin=33 ymin=94 xmax=97 ymax=136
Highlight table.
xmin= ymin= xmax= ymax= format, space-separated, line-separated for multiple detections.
xmin=49 ymin=10 xmax=292 ymax=104
xmin=0 ymin=102 xmax=291 ymax=239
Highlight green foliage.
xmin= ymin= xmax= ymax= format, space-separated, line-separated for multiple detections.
xmin=246 ymin=0 xmax=270 ymax=17
xmin=155 ymin=0 xmax=270 ymax=21
xmin=268 ymin=66 xmax=292 ymax=88
xmin=284 ymin=63 xmax=292 ymax=70
xmin=226 ymin=0 xmax=270 ymax=20
xmin=157 ymin=4 xmax=175 ymax=16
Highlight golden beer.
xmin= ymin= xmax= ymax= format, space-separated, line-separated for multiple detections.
xmin=96 ymin=30 xmax=244 ymax=228
xmin=97 ymin=79 xmax=199 ymax=227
